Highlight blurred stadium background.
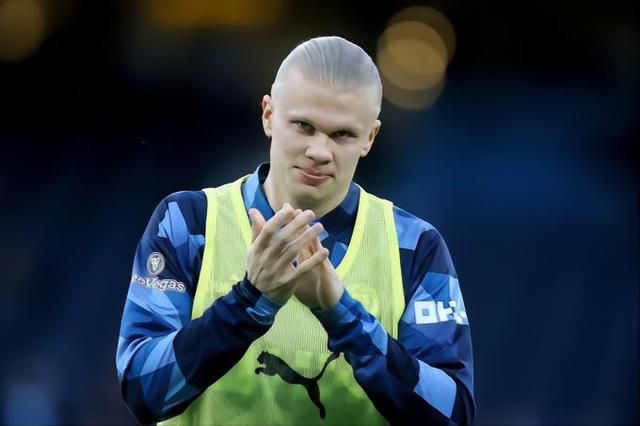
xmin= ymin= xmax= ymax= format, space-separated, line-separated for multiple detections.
xmin=0 ymin=0 xmax=637 ymax=424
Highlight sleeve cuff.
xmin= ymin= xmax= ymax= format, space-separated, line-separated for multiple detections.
xmin=311 ymin=289 xmax=356 ymax=328
xmin=234 ymin=275 xmax=283 ymax=326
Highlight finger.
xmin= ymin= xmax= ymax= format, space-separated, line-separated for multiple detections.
xmin=320 ymin=237 xmax=333 ymax=268
xmin=263 ymin=209 xmax=315 ymax=257
xmin=277 ymin=222 xmax=324 ymax=266
xmin=254 ymin=203 xmax=295 ymax=248
xmin=298 ymin=235 xmax=315 ymax=261
xmin=273 ymin=223 xmax=323 ymax=272
xmin=299 ymin=233 xmax=322 ymax=261
xmin=291 ymin=209 xmax=307 ymax=241
xmin=272 ymin=209 xmax=316 ymax=250
xmin=249 ymin=208 xmax=266 ymax=242
xmin=290 ymin=209 xmax=305 ymax=240
xmin=293 ymin=245 xmax=329 ymax=278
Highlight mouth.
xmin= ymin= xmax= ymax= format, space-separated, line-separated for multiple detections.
xmin=294 ymin=167 xmax=332 ymax=186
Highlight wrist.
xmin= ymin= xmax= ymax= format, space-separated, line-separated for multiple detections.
xmin=311 ymin=288 xmax=352 ymax=327
xmin=319 ymin=282 xmax=344 ymax=310
xmin=235 ymin=275 xmax=262 ymax=306
xmin=236 ymin=275 xmax=283 ymax=326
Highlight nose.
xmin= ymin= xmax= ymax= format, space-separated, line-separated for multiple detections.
xmin=304 ymin=134 xmax=332 ymax=164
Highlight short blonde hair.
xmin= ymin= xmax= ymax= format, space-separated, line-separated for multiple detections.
xmin=272 ymin=36 xmax=382 ymax=117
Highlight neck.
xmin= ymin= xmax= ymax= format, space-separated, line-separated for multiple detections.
xmin=263 ymin=171 xmax=348 ymax=218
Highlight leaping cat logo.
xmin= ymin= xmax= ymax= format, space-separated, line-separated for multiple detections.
xmin=255 ymin=351 xmax=340 ymax=419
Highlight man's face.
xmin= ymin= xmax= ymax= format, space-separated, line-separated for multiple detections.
xmin=261 ymin=71 xmax=381 ymax=210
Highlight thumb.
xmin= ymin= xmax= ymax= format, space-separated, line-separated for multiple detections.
xmin=249 ymin=208 xmax=266 ymax=242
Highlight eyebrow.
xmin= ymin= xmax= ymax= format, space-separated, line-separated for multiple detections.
xmin=288 ymin=116 xmax=361 ymax=135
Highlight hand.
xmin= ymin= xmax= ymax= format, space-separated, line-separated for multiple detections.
xmin=246 ymin=204 xmax=329 ymax=305
xmin=294 ymin=235 xmax=344 ymax=310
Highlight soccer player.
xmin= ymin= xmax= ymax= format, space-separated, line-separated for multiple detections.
xmin=116 ymin=36 xmax=475 ymax=425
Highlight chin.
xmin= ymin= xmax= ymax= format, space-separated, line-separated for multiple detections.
xmin=293 ymin=182 xmax=325 ymax=197
xmin=290 ymin=182 xmax=328 ymax=206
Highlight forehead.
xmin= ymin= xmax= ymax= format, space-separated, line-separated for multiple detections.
xmin=273 ymin=71 xmax=377 ymax=130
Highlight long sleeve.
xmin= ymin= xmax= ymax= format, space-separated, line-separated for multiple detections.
xmin=313 ymin=224 xmax=475 ymax=425
xmin=116 ymin=192 xmax=280 ymax=423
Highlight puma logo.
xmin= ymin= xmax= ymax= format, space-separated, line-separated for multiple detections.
xmin=255 ymin=351 xmax=340 ymax=419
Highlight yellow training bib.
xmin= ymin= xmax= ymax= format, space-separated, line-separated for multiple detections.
xmin=161 ymin=176 xmax=404 ymax=425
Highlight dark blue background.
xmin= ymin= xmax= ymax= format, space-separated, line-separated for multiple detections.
xmin=1 ymin=1 xmax=637 ymax=424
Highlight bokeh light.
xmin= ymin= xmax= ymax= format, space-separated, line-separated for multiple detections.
xmin=378 ymin=21 xmax=447 ymax=91
xmin=140 ymin=0 xmax=288 ymax=28
xmin=387 ymin=6 xmax=456 ymax=62
xmin=377 ymin=6 xmax=455 ymax=110
xmin=0 ymin=0 xmax=47 ymax=62
xmin=382 ymin=74 xmax=447 ymax=110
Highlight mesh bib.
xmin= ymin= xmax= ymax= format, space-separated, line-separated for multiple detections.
xmin=161 ymin=176 xmax=404 ymax=425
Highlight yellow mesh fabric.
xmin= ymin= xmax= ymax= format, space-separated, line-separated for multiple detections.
xmin=161 ymin=176 xmax=404 ymax=425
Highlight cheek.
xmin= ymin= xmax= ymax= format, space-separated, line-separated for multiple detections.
xmin=335 ymin=147 xmax=363 ymax=170
xmin=281 ymin=133 xmax=306 ymax=156
xmin=270 ymin=132 xmax=300 ymax=160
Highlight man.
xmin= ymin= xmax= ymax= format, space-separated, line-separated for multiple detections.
xmin=116 ymin=36 xmax=474 ymax=425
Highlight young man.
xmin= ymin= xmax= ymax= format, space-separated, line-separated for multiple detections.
xmin=116 ymin=36 xmax=475 ymax=425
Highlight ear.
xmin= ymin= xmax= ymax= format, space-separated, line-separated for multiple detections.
xmin=360 ymin=119 xmax=381 ymax=158
xmin=261 ymin=95 xmax=273 ymax=137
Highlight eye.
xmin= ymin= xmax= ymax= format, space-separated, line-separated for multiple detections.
xmin=331 ymin=130 xmax=357 ymax=140
xmin=293 ymin=121 xmax=314 ymax=135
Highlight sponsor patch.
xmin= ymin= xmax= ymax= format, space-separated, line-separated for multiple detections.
xmin=147 ymin=252 xmax=165 ymax=276
xmin=132 ymin=274 xmax=186 ymax=293
xmin=414 ymin=300 xmax=468 ymax=325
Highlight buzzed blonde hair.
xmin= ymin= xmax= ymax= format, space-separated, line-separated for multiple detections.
xmin=271 ymin=36 xmax=382 ymax=118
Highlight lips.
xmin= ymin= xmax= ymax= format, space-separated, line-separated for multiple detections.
xmin=294 ymin=167 xmax=331 ymax=186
